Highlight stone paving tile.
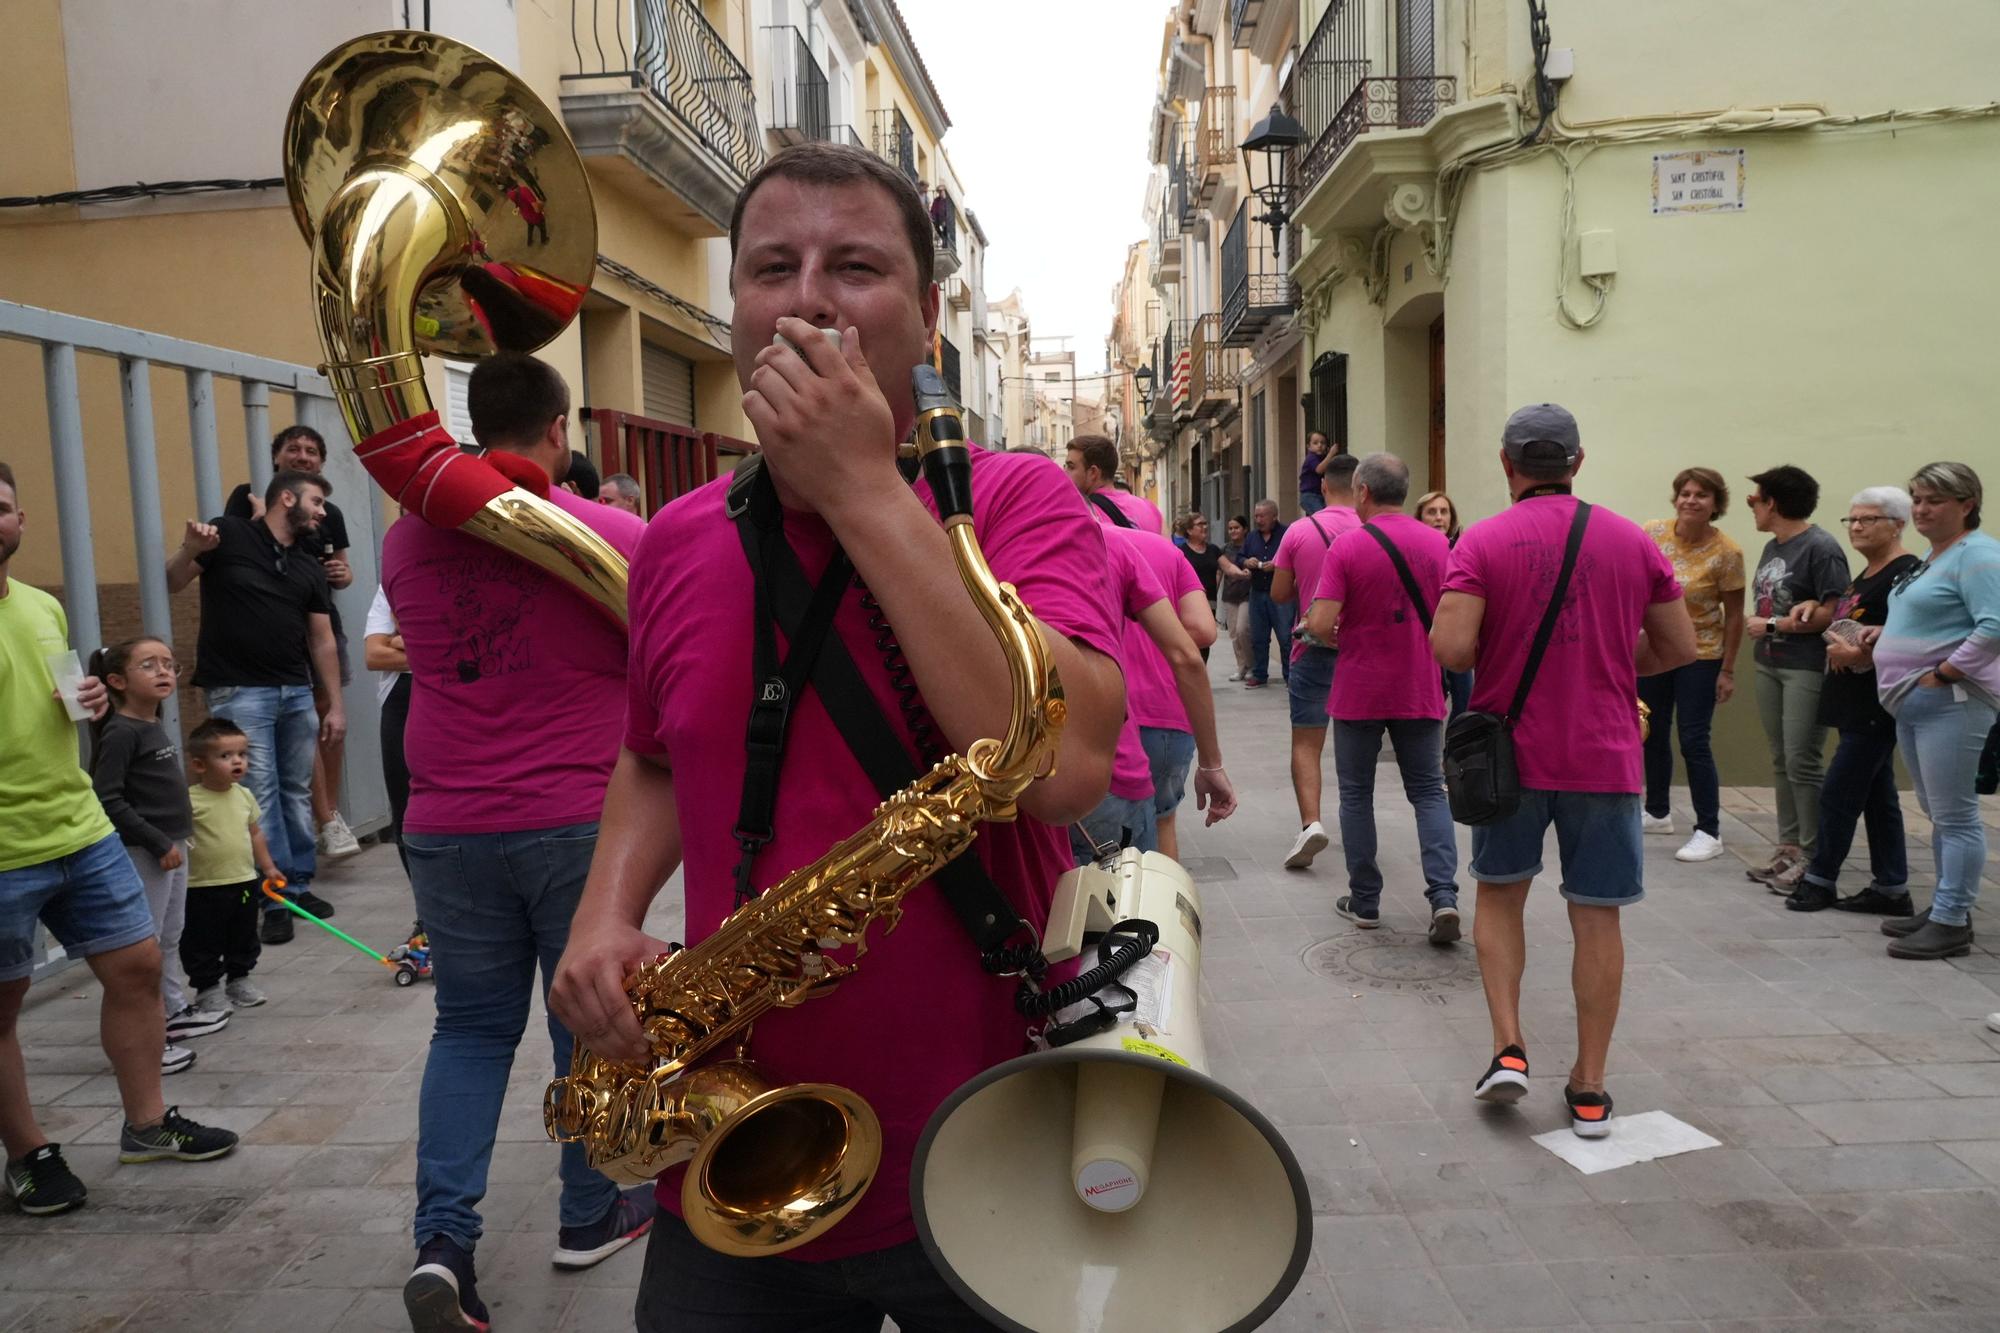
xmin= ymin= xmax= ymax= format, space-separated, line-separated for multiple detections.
xmin=5 ymin=658 xmax=1998 ymax=1329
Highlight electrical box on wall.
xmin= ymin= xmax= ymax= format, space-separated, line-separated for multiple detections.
xmin=1579 ymin=230 xmax=1618 ymax=278
xmin=1543 ymin=47 xmax=1575 ymax=82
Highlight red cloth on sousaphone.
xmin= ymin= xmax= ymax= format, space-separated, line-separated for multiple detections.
xmin=354 ymin=411 xmax=547 ymax=528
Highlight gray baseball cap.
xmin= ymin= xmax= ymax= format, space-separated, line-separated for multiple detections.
xmin=1501 ymin=403 xmax=1581 ymax=461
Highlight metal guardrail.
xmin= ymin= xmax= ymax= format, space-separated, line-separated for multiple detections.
xmin=580 ymin=405 xmax=752 ymax=515
xmin=1220 ymin=200 xmax=1296 ymax=346
xmin=570 ymin=0 xmax=764 ymax=180
xmin=870 ymin=107 xmax=918 ymax=183
xmin=762 ymin=24 xmax=829 ymax=142
xmin=1 ymin=299 xmax=389 ymax=980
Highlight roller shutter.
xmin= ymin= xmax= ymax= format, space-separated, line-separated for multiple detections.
xmin=641 ymin=343 xmax=696 ymax=427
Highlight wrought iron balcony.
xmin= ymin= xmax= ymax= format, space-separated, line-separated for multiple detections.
xmin=830 ymin=124 xmax=866 ymax=149
xmin=1189 ymin=313 xmax=1238 ymax=421
xmin=870 ymin=107 xmax=919 ymax=184
xmin=561 ymin=0 xmax=765 ymax=233
xmin=1220 ymin=201 xmax=1295 ymax=347
xmin=937 ymin=335 xmax=963 ymax=404
xmin=1299 ymin=75 xmax=1456 ymax=193
xmin=944 ymin=274 xmax=972 ymax=312
xmin=763 ymin=25 xmax=829 ymax=145
xmin=1194 ymin=86 xmax=1236 ymax=205
xmin=1166 ymin=118 xmax=1197 ymax=232
xmin=1230 ymin=0 xmax=1265 ymax=43
xmin=1294 ymin=0 xmax=1455 ymax=195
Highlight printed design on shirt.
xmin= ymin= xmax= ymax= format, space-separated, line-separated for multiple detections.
xmin=424 ymin=552 xmax=544 ymax=685
xmin=143 ymin=744 xmax=182 ymax=765
xmin=1753 ymin=554 xmax=1797 ymax=620
xmin=1510 ymin=537 xmax=1599 ymax=646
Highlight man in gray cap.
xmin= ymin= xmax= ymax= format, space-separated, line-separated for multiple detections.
xmin=1431 ymin=404 xmax=1696 ymax=1139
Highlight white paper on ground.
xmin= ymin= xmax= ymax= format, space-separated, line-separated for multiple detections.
xmin=1531 ymin=1110 xmax=1721 ymax=1175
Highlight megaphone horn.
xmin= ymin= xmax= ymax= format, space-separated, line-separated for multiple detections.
xmin=911 ymin=850 xmax=1312 ymax=1333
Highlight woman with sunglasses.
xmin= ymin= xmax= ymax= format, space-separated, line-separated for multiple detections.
xmin=1776 ymin=489 xmax=1918 ymax=912
xmin=1870 ymin=462 xmax=2000 ymax=960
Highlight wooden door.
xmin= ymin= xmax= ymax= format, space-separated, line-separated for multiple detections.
xmin=1426 ymin=315 xmax=1446 ymax=490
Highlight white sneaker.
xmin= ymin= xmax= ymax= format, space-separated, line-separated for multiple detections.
xmin=164 ymin=1004 xmax=230 ymax=1041
xmin=318 ymin=813 xmax=362 ymax=860
xmin=1284 ymin=821 xmax=1330 ymax=870
xmin=1675 ymin=830 xmax=1725 ymax=863
xmin=225 ymin=978 xmax=268 ymax=1008
xmin=161 ymin=1044 xmax=196 ymax=1075
xmin=1642 ymin=812 xmax=1675 ymax=835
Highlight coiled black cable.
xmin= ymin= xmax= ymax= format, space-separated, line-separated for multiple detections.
xmin=1015 ymin=919 xmax=1160 ymax=1019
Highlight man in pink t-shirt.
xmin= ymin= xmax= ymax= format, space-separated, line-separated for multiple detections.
xmin=1271 ymin=452 xmax=1360 ymax=869
xmin=1305 ymin=454 xmax=1460 ymax=944
xmin=384 ymin=353 xmax=652 ymax=1321
xmin=1097 ymin=526 xmax=1236 ymax=861
xmin=1432 ymin=404 xmax=1694 ymax=1141
xmin=1065 ymin=433 xmax=1164 ymax=534
xmin=547 ymin=145 xmax=1126 ymax=1330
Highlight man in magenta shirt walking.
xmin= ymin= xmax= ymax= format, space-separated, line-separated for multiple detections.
xmin=1306 ymin=454 xmax=1461 ymax=944
xmin=548 ymin=144 xmax=1126 ymax=1331
xmin=1432 ymin=406 xmax=1695 ymax=1139
xmin=387 ymin=354 xmax=653 ymax=1328
xmin=1273 ymin=453 xmax=1360 ymax=869
xmin=1065 ymin=433 xmax=1164 ymax=534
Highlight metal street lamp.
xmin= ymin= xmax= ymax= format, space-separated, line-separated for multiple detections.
xmin=1133 ymin=362 xmax=1155 ymax=411
xmin=1240 ymin=103 xmax=1307 ymax=250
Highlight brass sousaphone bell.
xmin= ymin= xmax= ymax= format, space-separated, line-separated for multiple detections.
xmin=283 ymin=30 xmax=882 ymax=1255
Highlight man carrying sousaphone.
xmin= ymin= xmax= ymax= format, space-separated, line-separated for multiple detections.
xmin=549 ymin=144 xmax=1126 ymax=1330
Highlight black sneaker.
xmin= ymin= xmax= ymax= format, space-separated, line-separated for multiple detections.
xmin=1837 ymin=886 xmax=1916 ymax=917
xmin=260 ymin=910 xmax=294 ymax=945
xmin=164 ymin=1004 xmax=230 ymax=1041
xmin=551 ymin=1184 xmax=658 ymax=1269
xmin=1474 ymin=1046 xmax=1530 ymax=1103
xmin=293 ymin=890 xmax=335 ymax=919
xmin=1428 ymin=906 xmax=1461 ymax=946
xmin=118 ymin=1107 xmax=239 ymax=1163
xmin=1882 ymin=908 xmax=1933 ymax=938
xmin=406 ymin=1235 xmax=491 ymax=1332
xmin=1565 ymin=1084 xmax=1614 ymax=1138
xmin=1335 ymin=896 xmax=1380 ymax=929
xmin=1785 ymin=883 xmax=1837 ymax=913
xmin=4 ymin=1143 xmax=87 ymax=1216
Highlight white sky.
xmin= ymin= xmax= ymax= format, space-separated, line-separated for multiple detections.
xmin=897 ymin=0 xmax=1162 ymax=375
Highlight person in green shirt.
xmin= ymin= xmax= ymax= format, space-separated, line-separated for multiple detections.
xmin=0 ymin=462 xmax=238 ymax=1218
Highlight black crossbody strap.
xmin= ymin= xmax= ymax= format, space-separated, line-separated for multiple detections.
xmin=1361 ymin=523 xmax=1434 ymax=633
xmin=1306 ymin=513 xmax=1332 ymax=547
xmin=1086 ymin=491 xmax=1136 ymax=528
xmin=727 ymin=460 xmax=1031 ymax=955
xmin=1505 ymin=501 xmax=1592 ymax=727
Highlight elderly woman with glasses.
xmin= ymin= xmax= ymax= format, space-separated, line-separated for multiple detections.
xmin=1775 ymin=488 xmax=1919 ymax=912
xmin=1867 ymin=463 xmax=2000 ymax=960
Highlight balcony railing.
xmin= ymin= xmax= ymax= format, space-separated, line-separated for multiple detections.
xmin=1195 ymin=86 xmax=1236 ymax=203
xmin=830 ymin=124 xmax=865 ymax=149
xmin=626 ymin=0 xmax=764 ymax=180
xmin=1189 ymin=313 xmax=1238 ymax=420
xmin=1230 ymin=0 xmax=1265 ymax=44
xmin=870 ymin=107 xmax=918 ymax=184
xmin=938 ymin=336 xmax=963 ymax=403
xmin=1300 ymin=76 xmax=1456 ymax=192
xmin=581 ymin=406 xmax=753 ymax=516
xmin=1295 ymin=0 xmax=1455 ymax=194
xmin=763 ymin=25 xmax=829 ymax=144
xmin=1220 ymin=201 xmax=1296 ymax=347
xmin=1166 ymin=119 xmax=1197 ymax=231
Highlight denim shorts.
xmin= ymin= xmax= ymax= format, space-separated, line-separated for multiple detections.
xmin=1287 ymin=645 xmax=1337 ymax=728
xmin=1139 ymin=726 xmax=1197 ymax=818
xmin=1069 ymin=793 xmax=1157 ymax=865
xmin=0 ymin=832 xmax=159 ymax=981
xmin=1468 ymin=789 xmax=1645 ymax=906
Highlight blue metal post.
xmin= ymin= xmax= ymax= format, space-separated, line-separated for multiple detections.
xmin=41 ymin=342 xmax=100 ymax=653
xmin=121 ymin=357 xmax=180 ymax=739
xmin=187 ymin=368 xmax=224 ymax=521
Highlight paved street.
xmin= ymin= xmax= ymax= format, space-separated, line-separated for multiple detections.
xmin=4 ymin=655 xmax=1998 ymax=1331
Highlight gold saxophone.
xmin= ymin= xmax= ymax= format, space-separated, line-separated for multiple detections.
xmin=544 ymin=368 xmax=1067 ymax=1254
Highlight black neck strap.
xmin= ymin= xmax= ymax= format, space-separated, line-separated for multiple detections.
xmin=1505 ymin=500 xmax=1593 ymax=727
xmin=724 ymin=458 xmax=1036 ymax=960
xmin=1517 ymin=483 xmax=1574 ymax=501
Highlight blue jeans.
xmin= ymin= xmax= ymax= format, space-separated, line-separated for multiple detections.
xmin=1639 ymin=659 xmax=1723 ymax=836
xmin=403 ymin=822 xmax=621 ymax=1248
xmin=1298 ymin=491 xmax=1326 ymax=516
xmin=1801 ymin=725 xmax=1907 ymax=894
xmin=1470 ymin=789 xmax=1645 ymax=906
xmin=1139 ymin=726 xmax=1196 ymax=818
xmin=0 ymin=833 xmax=156 ymax=982
xmin=1896 ymin=686 xmax=1998 ymax=927
xmin=1069 ymin=793 xmax=1157 ymax=866
xmin=1444 ymin=668 xmax=1473 ymax=721
xmin=204 ymin=685 xmax=317 ymax=905
xmin=1332 ymin=718 xmax=1459 ymax=912
xmin=1247 ymin=589 xmax=1295 ymax=684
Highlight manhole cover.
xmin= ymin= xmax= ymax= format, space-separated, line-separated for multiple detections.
xmin=1301 ymin=933 xmax=1484 ymax=995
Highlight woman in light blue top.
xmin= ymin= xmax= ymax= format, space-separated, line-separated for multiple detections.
xmin=1871 ymin=462 xmax=2000 ymax=960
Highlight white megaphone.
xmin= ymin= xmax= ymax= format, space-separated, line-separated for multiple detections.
xmin=911 ymin=849 xmax=1312 ymax=1332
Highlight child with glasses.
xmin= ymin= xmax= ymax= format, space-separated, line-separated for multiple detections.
xmin=87 ymin=638 xmax=221 ymax=1074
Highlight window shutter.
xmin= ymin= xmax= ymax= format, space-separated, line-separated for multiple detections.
xmin=444 ymin=362 xmax=474 ymax=442
xmin=641 ymin=344 xmax=696 ymax=427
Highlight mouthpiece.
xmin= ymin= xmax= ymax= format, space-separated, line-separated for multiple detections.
xmin=912 ymin=366 xmax=972 ymax=522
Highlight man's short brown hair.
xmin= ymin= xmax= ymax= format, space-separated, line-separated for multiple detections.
xmin=1069 ymin=435 xmax=1121 ymax=480
xmin=729 ymin=143 xmax=936 ymax=294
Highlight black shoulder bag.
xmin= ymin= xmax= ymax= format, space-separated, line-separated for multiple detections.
xmin=1441 ymin=501 xmax=1591 ymax=826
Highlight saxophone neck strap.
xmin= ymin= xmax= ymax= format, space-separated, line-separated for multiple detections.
xmin=726 ymin=457 xmax=1037 ymax=959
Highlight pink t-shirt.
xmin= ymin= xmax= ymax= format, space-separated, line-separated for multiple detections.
xmin=1103 ymin=532 xmax=1169 ymax=800
xmin=1315 ymin=513 xmax=1450 ymax=721
xmin=1273 ymin=505 xmax=1359 ymax=661
xmin=1443 ymin=495 xmax=1682 ymax=792
xmin=1093 ymin=487 xmax=1164 ymax=535
xmin=623 ymin=446 xmax=1121 ymax=1260
xmin=1107 ymin=526 xmax=1201 ymax=734
xmin=383 ymin=486 xmax=645 ymax=833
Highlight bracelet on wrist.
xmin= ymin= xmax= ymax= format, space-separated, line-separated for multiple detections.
xmin=1198 ymin=763 xmax=1226 ymax=773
